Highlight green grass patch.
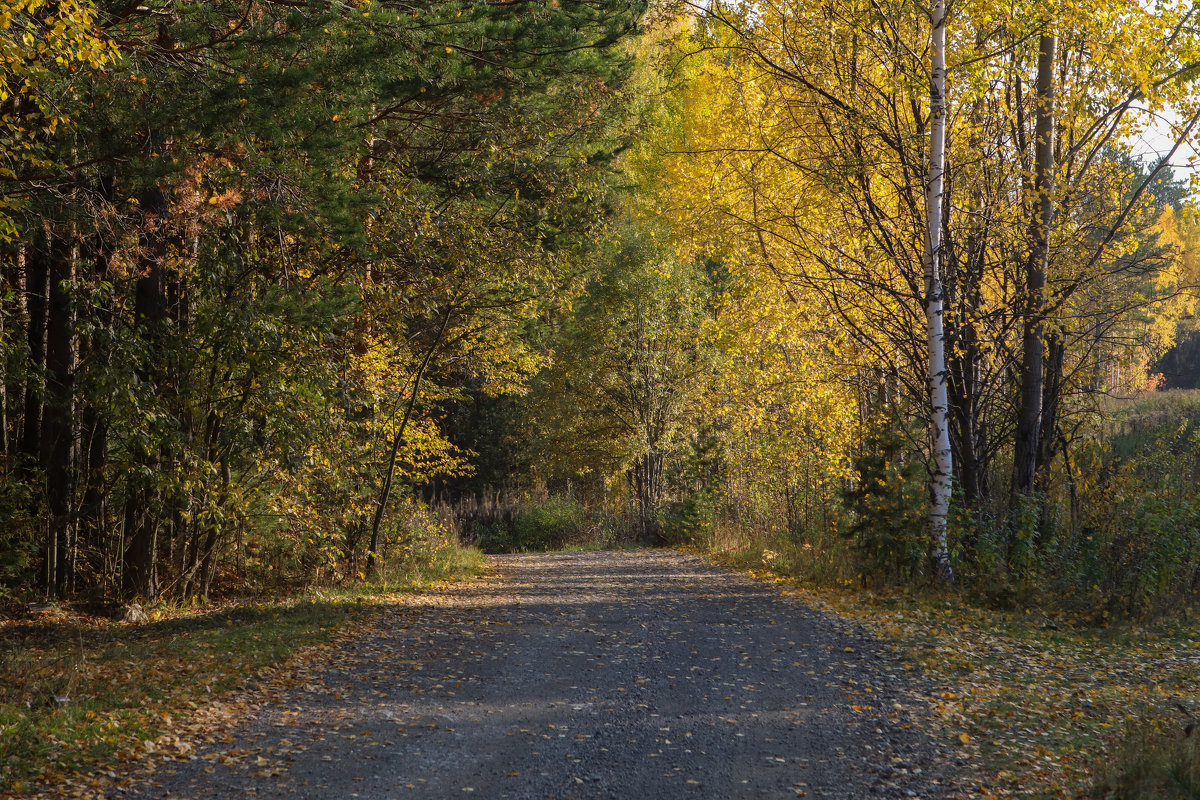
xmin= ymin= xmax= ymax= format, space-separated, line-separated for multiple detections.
xmin=1099 ymin=389 xmax=1200 ymax=459
xmin=0 ymin=545 xmax=484 ymax=796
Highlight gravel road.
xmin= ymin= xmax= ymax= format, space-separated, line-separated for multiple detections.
xmin=123 ymin=550 xmax=967 ymax=800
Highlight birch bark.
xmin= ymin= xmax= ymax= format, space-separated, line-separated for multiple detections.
xmin=924 ymin=0 xmax=954 ymax=582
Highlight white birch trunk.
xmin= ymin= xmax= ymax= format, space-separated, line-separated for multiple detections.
xmin=924 ymin=0 xmax=954 ymax=582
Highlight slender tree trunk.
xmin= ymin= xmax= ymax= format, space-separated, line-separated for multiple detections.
xmin=946 ymin=294 xmax=987 ymax=505
xmin=945 ymin=149 xmax=991 ymax=509
xmin=79 ymin=169 xmax=115 ymax=589
xmin=630 ymin=447 xmax=664 ymax=542
xmin=21 ymin=232 xmax=49 ymax=475
xmin=195 ymin=458 xmax=228 ymax=601
xmin=649 ymin=448 xmax=664 ymax=541
xmin=123 ymin=184 xmax=169 ymax=601
xmin=0 ymin=242 xmax=10 ymax=464
xmin=1034 ymin=329 xmax=1065 ymax=498
xmin=366 ymin=305 xmax=454 ymax=575
xmin=947 ymin=383 xmax=985 ymax=503
xmin=923 ymin=0 xmax=953 ymax=583
xmin=1012 ymin=31 xmax=1057 ymax=501
xmin=164 ymin=252 xmax=193 ymax=599
xmin=42 ymin=226 xmax=75 ymax=598
xmin=184 ymin=411 xmax=224 ymax=599
xmin=1 ymin=247 xmax=23 ymax=461
xmin=79 ymin=407 xmax=107 ymax=577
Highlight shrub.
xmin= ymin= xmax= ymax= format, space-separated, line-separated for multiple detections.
xmin=511 ymin=496 xmax=589 ymax=551
xmin=660 ymin=488 xmax=717 ymax=546
xmin=475 ymin=522 xmax=515 ymax=555
xmin=842 ymin=424 xmax=928 ymax=584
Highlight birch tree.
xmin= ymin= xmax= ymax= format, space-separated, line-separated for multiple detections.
xmin=660 ymin=0 xmax=1200 ymax=576
xmin=923 ymin=0 xmax=953 ymax=581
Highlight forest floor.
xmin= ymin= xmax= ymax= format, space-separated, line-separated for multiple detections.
xmin=13 ymin=550 xmax=974 ymax=800
xmin=805 ymin=584 xmax=1200 ymax=799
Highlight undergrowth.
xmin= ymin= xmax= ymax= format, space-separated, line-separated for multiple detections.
xmin=1094 ymin=719 xmax=1200 ymax=800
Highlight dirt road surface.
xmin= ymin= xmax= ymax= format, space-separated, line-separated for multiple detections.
xmin=120 ymin=551 xmax=966 ymax=799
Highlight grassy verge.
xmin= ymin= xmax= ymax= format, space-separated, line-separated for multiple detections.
xmin=703 ymin=548 xmax=1200 ymax=800
xmin=0 ymin=546 xmax=485 ymax=797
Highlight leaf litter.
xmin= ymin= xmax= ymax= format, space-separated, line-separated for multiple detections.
xmin=783 ymin=585 xmax=1200 ymax=799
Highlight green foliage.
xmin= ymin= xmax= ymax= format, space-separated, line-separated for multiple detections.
xmin=659 ymin=431 xmax=724 ymax=545
xmin=1156 ymin=331 xmax=1200 ymax=390
xmin=925 ymin=390 xmax=1200 ymax=617
xmin=1005 ymin=493 xmax=1044 ymax=581
xmin=518 ymin=218 xmax=723 ymax=540
xmin=0 ymin=0 xmax=114 ymax=239
xmin=460 ymin=493 xmax=649 ymax=554
xmin=512 ymin=497 xmax=590 ymax=552
xmin=475 ymin=523 xmax=515 ymax=556
xmin=842 ymin=424 xmax=928 ymax=584
xmin=0 ymin=0 xmax=647 ymax=602
xmin=660 ymin=384 xmax=1200 ymax=620
xmin=472 ymin=496 xmax=594 ymax=553
xmin=0 ymin=481 xmax=35 ymax=595
xmin=660 ymin=490 xmax=717 ymax=546
xmin=1012 ymin=393 xmax=1200 ymax=617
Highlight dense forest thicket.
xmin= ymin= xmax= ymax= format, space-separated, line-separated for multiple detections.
xmin=5 ymin=0 xmax=1200 ymax=616
xmin=0 ymin=0 xmax=645 ymax=601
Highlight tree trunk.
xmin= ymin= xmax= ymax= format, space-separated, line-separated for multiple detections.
xmin=1034 ymin=328 xmax=1065 ymax=498
xmin=630 ymin=447 xmax=664 ymax=542
xmin=21 ymin=232 xmax=49 ymax=476
xmin=366 ymin=305 xmax=454 ymax=575
xmin=944 ymin=134 xmax=991 ymax=510
xmin=923 ymin=0 xmax=954 ymax=583
xmin=0 ymin=242 xmax=10 ymax=463
xmin=163 ymin=248 xmax=194 ymax=599
xmin=122 ymin=184 xmax=169 ymax=602
xmin=946 ymin=294 xmax=987 ymax=505
xmin=0 ymin=241 xmax=33 ymax=463
xmin=1012 ymin=31 xmax=1058 ymax=501
xmin=194 ymin=458 xmax=229 ymax=601
xmin=79 ymin=406 xmax=108 ymax=580
xmin=79 ymin=169 xmax=116 ymax=590
xmin=41 ymin=227 xmax=75 ymax=597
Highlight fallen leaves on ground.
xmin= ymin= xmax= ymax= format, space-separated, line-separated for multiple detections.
xmin=789 ymin=587 xmax=1200 ymax=799
xmin=0 ymin=574 xmax=484 ymax=799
